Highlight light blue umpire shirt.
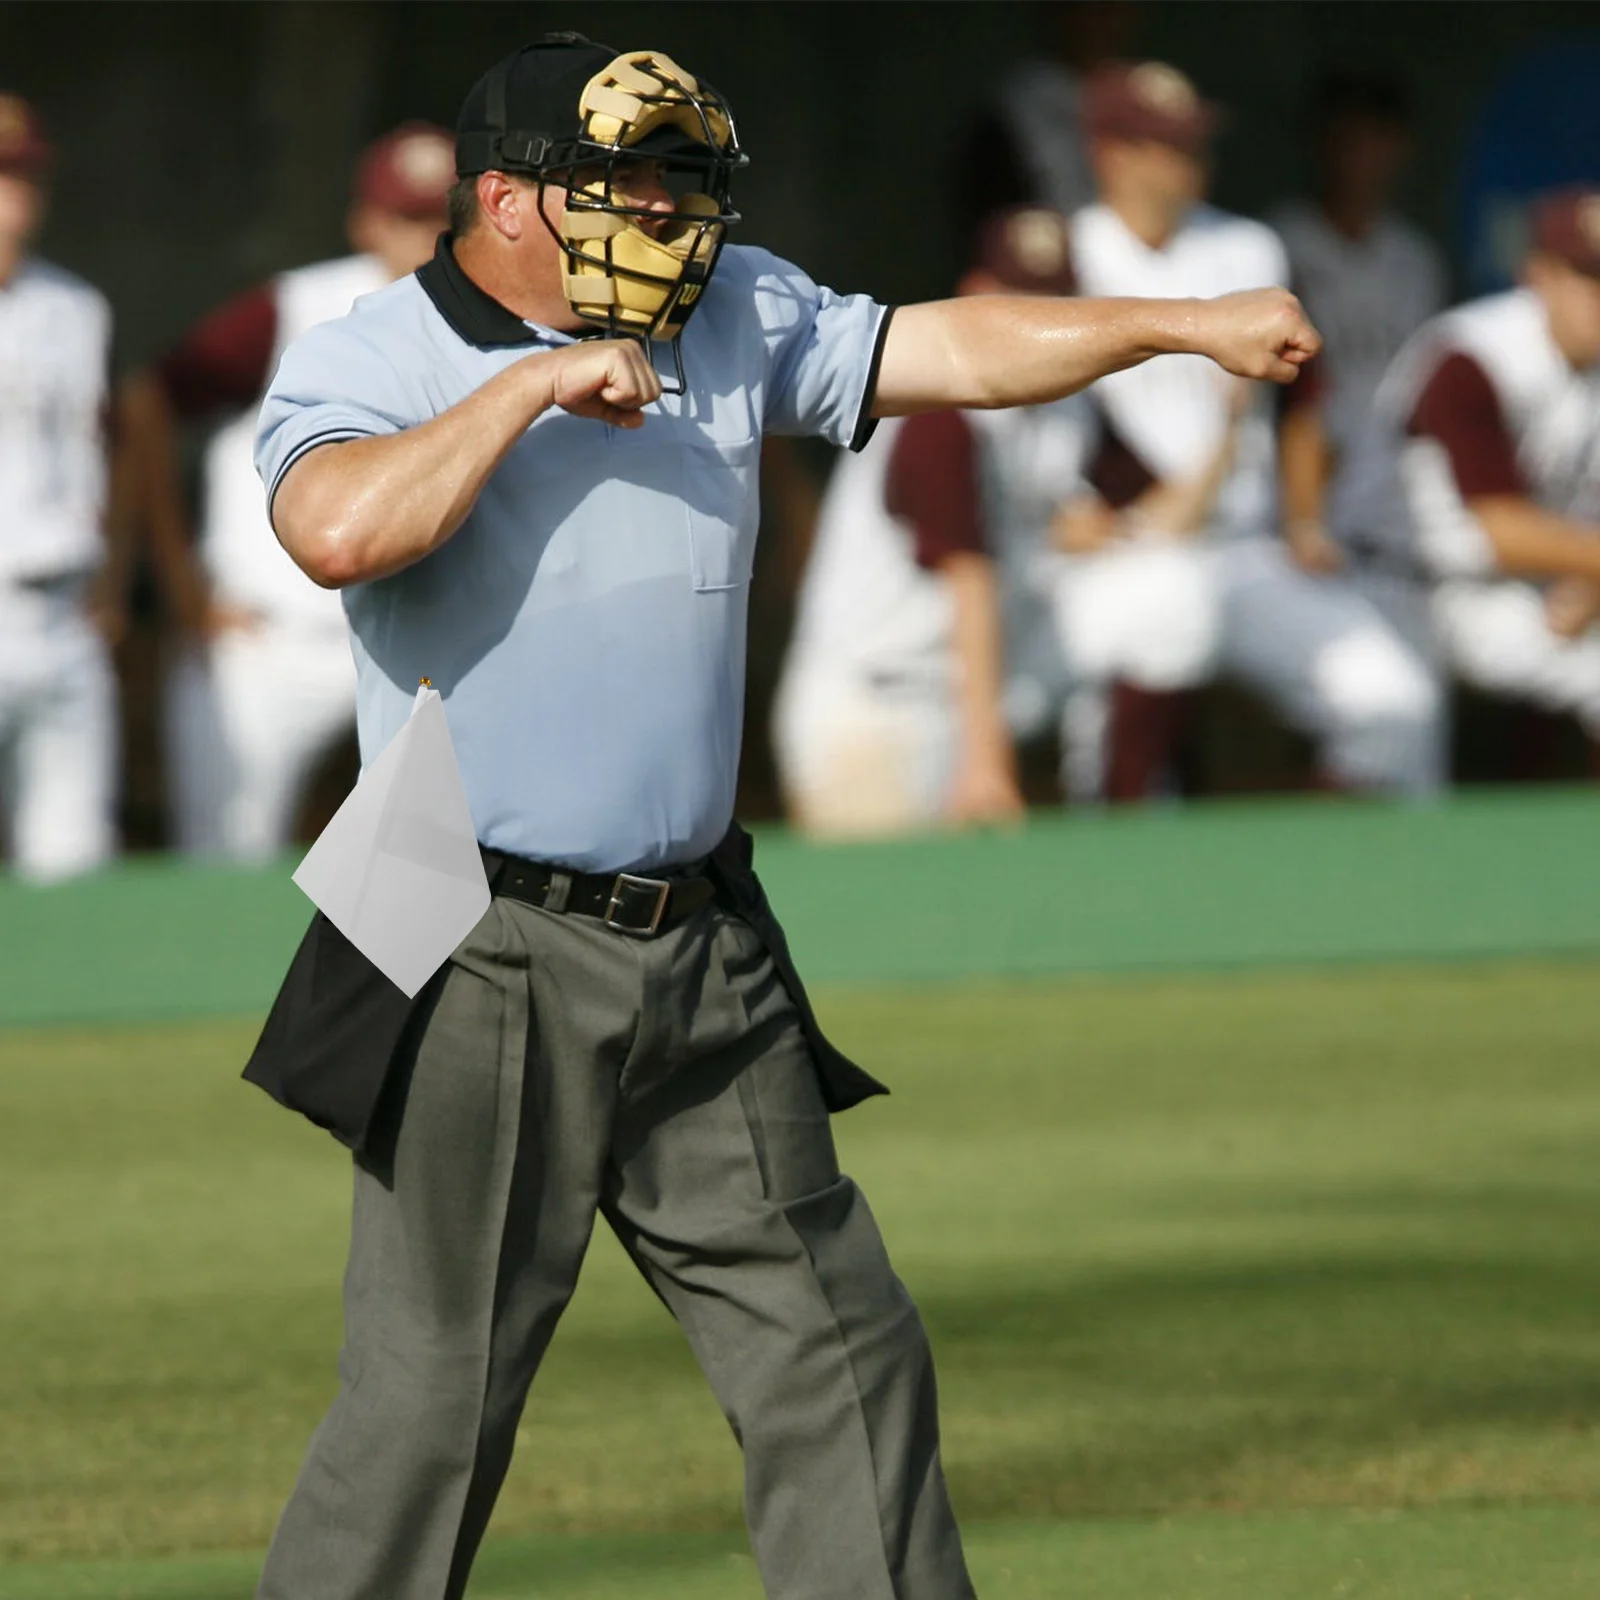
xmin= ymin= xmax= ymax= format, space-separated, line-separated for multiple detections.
xmin=256 ymin=235 xmax=890 ymax=873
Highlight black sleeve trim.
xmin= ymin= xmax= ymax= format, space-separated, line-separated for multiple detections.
xmin=848 ymin=305 xmax=898 ymax=454
xmin=265 ymin=428 xmax=369 ymax=524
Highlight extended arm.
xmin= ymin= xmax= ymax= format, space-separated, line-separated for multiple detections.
xmin=873 ymin=289 xmax=1319 ymax=416
xmin=271 ymin=340 xmax=661 ymax=588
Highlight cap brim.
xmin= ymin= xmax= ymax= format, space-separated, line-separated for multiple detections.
xmin=1088 ymin=100 xmax=1223 ymax=154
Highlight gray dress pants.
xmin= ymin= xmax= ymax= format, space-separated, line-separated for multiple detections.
xmin=257 ymin=892 xmax=975 ymax=1600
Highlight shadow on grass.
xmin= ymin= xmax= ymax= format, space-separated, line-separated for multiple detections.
xmin=0 ymin=1530 xmax=755 ymax=1600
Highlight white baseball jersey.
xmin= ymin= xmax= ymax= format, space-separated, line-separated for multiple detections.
xmin=0 ymin=260 xmax=110 ymax=585
xmin=1271 ymin=200 xmax=1443 ymax=459
xmin=1343 ymin=287 xmax=1600 ymax=578
xmin=200 ymin=254 xmax=387 ymax=624
xmin=1070 ymin=201 xmax=1288 ymax=540
xmin=784 ymin=398 xmax=1096 ymax=694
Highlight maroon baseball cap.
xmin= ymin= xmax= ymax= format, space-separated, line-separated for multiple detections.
xmin=973 ymin=206 xmax=1076 ymax=295
xmin=0 ymin=93 xmax=53 ymax=177
xmin=1530 ymin=186 xmax=1600 ymax=279
xmin=353 ymin=121 xmax=455 ymax=218
xmin=1083 ymin=61 xmax=1220 ymax=154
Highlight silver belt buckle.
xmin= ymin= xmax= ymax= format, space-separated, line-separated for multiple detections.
xmin=605 ymin=872 xmax=672 ymax=935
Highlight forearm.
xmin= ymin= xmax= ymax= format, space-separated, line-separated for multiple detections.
xmin=874 ymin=287 xmax=1317 ymax=417
xmin=878 ymin=296 xmax=1205 ymax=415
xmin=1279 ymin=405 xmax=1329 ymax=528
xmin=1473 ymin=497 xmax=1600 ymax=583
xmin=273 ymin=353 xmax=564 ymax=588
xmin=944 ymin=554 xmax=1013 ymax=756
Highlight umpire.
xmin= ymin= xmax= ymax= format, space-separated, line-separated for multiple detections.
xmin=246 ymin=32 xmax=1317 ymax=1600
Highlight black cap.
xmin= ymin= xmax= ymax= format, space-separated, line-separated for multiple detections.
xmin=455 ymin=32 xmax=618 ymax=177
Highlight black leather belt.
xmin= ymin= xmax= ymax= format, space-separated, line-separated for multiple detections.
xmin=480 ymin=848 xmax=718 ymax=937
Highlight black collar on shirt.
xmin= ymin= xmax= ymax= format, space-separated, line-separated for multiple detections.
xmin=415 ymin=231 xmax=557 ymax=351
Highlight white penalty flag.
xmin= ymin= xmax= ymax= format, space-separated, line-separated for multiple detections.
xmin=293 ymin=685 xmax=490 ymax=997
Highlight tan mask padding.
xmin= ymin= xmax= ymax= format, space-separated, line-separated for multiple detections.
xmin=578 ymin=51 xmax=733 ymax=153
xmin=563 ymin=189 xmax=721 ymax=335
xmin=557 ymin=49 xmax=736 ymax=339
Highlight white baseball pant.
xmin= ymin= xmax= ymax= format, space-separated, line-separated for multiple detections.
xmin=1433 ymin=578 xmax=1600 ymax=736
xmin=1048 ymin=536 xmax=1444 ymax=798
xmin=167 ymin=620 xmax=357 ymax=861
xmin=1048 ymin=537 xmax=1220 ymax=802
xmin=0 ymin=586 xmax=117 ymax=882
xmin=1215 ymin=539 xmax=1444 ymax=796
xmin=771 ymin=663 xmax=956 ymax=839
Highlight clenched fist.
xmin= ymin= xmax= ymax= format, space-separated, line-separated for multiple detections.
xmin=1192 ymin=288 xmax=1321 ymax=384
xmin=545 ymin=338 xmax=663 ymax=428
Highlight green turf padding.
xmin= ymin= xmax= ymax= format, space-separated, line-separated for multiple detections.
xmin=1 ymin=790 xmax=1596 ymax=1027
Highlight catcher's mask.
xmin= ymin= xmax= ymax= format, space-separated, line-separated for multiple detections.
xmin=457 ymin=34 xmax=746 ymax=391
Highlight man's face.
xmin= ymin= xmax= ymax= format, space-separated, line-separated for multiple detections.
xmin=1528 ymin=253 xmax=1600 ymax=370
xmin=0 ymin=170 xmax=43 ymax=253
xmin=559 ymin=157 xmax=678 ymax=235
xmin=458 ymin=158 xmax=682 ymax=328
xmin=1096 ymin=136 xmax=1208 ymax=215
xmin=1319 ymin=113 xmax=1409 ymax=207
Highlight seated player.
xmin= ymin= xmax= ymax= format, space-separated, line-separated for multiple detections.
xmin=1044 ymin=375 xmax=1250 ymax=800
xmin=774 ymin=208 xmax=1080 ymax=836
xmin=120 ymin=123 xmax=453 ymax=858
xmin=1337 ymin=188 xmax=1600 ymax=747
xmin=774 ymin=205 xmax=1241 ymax=831
xmin=1064 ymin=60 xmax=1442 ymax=799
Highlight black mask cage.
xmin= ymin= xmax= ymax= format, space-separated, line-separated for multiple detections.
xmin=464 ymin=44 xmax=747 ymax=392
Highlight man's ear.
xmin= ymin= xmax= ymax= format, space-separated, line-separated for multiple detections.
xmin=478 ymin=171 xmax=529 ymax=241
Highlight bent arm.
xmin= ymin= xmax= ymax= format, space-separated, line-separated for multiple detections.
xmin=1056 ymin=389 xmax=1244 ymax=553
xmin=1471 ymin=497 xmax=1600 ymax=584
xmin=1132 ymin=393 xmax=1250 ymax=538
xmin=873 ymin=289 xmax=1319 ymax=416
xmin=272 ymin=339 xmax=661 ymax=589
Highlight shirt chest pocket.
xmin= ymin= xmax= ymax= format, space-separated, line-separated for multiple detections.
xmin=683 ymin=435 xmax=761 ymax=592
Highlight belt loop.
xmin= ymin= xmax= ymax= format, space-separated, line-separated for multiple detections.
xmin=542 ymin=869 xmax=572 ymax=914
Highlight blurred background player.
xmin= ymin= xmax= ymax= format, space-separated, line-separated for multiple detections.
xmin=121 ymin=122 xmax=453 ymax=859
xmin=1046 ymin=371 xmax=1249 ymax=801
xmin=1064 ymin=60 xmax=1441 ymax=800
xmin=1337 ymin=188 xmax=1600 ymax=752
xmin=1272 ymin=71 xmax=1443 ymax=490
xmin=775 ymin=208 xmax=1092 ymax=837
xmin=774 ymin=204 xmax=1242 ymax=832
xmin=0 ymin=94 xmax=126 ymax=881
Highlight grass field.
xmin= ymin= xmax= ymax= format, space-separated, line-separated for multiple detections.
xmin=3 ymin=958 xmax=1599 ymax=1595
